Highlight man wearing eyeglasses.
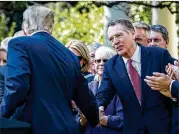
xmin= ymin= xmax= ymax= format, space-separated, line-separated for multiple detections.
xmin=96 ymin=18 xmax=176 ymax=134
xmin=148 ymin=24 xmax=169 ymax=49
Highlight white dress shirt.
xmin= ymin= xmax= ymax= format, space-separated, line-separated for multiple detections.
xmin=122 ymin=45 xmax=141 ymax=77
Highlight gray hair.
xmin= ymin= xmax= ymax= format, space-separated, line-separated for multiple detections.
xmin=22 ymin=5 xmax=54 ymax=35
xmin=107 ymin=18 xmax=135 ymax=33
xmin=150 ymin=24 xmax=169 ymax=42
xmin=95 ymin=46 xmax=116 ymax=60
xmin=133 ymin=21 xmax=150 ymax=38
xmin=13 ymin=30 xmax=26 ymax=37
xmin=87 ymin=42 xmax=102 ymax=53
xmin=1 ymin=37 xmax=13 ymax=51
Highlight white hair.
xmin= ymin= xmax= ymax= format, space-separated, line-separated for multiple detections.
xmin=22 ymin=5 xmax=54 ymax=35
xmin=13 ymin=30 xmax=26 ymax=38
xmin=95 ymin=46 xmax=116 ymax=60
xmin=1 ymin=37 xmax=13 ymax=51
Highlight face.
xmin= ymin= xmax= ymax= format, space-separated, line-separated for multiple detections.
xmin=108 ymin=24 xmax=136 ymax=58
xmin=134 ymin=28 xmax=149 ymax=46
xmin=69 ymin=48 xmax=85 ymax=68
xmin=89 ymin=52 xmax=95 ymax=74
xmin=0 ymin=50 xmax=7 ymax=67
xmin=94 ymin=55 xmax=108 ymax=77
xmin=149 ymin=31 xmax=168 ymax=48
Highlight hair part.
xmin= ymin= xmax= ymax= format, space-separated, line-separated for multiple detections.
xmin=87 ymin=42 xmax=102 ymax=53
xmin=66 ymin=40 xmax=90 ymax=72
xmin=23 ymin=5 xmax=54 ymax=35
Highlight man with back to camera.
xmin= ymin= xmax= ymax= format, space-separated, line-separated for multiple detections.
xmin=0 ymin=6 xmax=99 ymax=134
xmin=96 ymin=18 xmax=176 ymax=134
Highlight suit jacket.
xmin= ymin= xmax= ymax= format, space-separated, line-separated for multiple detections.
xmin=0 ymin=32 xmax=99 ymax=134
xmin=171 ymin=80 xmax=179 ymax=134
xmin=96 ymin=45 xmax=175 ymax=134
xmin=0 ymin=66 xmax=5 ymax=103
xmin=171 ymin=80 xmax=179 ymax=98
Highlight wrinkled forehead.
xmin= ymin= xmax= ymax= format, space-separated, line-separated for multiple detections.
xmin=150 ymin=31 xmax=164 ymax=39
xmin=107 ymin=24 xmax=128 ymax=37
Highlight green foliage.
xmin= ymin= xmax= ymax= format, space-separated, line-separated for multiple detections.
xmin=0 ymin=14 xmax=16 ymax=43
xmin=48 ymin=2 xmax=104 ymax=45
xmin=130 ymin=2 xmax=152 ymax=25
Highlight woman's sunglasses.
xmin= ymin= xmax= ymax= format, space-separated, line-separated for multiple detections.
xmin=95 ymin=59 xmax=108 ymax=64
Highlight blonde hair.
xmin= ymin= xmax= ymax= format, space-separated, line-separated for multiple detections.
xmin=66 ymin=40 xmax=90 ymax=72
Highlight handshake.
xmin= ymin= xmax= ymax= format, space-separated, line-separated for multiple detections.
xmin=79 ymin=106 xmax=108 ymax=127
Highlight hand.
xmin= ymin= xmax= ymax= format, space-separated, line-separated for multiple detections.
xmin=100 ymin=115 xmax=108 ymax=126
xmin=99 ymin=106 xmax=104 ymax=122
xmin=71 ymin=100 xmax=77 ymax=109
xmin=79 ymin=112 xmax=87 ymax=127
xmin=144 ymin=72 xmax=173 ymax=98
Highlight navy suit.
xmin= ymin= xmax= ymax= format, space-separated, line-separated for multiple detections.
xmin=96 ymin=45 xmax=175 ymax=134
xmin=0 ymin=66 xmax=6 ymax=103
xmin=171 ymin=81 xmax=179 ymax=134
xmin=0 ymin=32 xmax=99 ymax=134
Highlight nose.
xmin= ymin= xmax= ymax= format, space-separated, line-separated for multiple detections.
xmin=149 ymin=40 xmax=157 ymax=46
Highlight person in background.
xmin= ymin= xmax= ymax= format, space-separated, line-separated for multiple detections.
xmin=85 ymin=46 xmax=123 ymax=134
xmin=66 ymin=40 xmax=94 ymax=82
xmin=149 ymin=24 xmax=169 ymax=49
xmin=66 ymin=39 xmax=95 ymax=133
xmin=0 ymin=48 xmax=7 ymax=67
xmin=87 ymin=42 xmax=102 ymax=74
xmin=133 ymin=21 xmax=150 ymax=46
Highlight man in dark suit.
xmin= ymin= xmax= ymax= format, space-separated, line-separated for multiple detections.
xmin=96 ymin=19 xmax=175 ymax=134
xmin=0 ymin=6 xmax=99 ymax=134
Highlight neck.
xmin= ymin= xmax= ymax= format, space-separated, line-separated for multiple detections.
xmin=124 ymin=43 xmax=137 ymax=59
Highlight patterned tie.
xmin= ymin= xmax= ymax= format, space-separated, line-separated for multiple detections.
xmin=127 ymin=59 xmax=141 ymax=103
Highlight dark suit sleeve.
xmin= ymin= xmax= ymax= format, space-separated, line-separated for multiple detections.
xmin=96 ymin=64 xmax=115 ymax=109
xmin=73 ymin=71 xmax=99 ymax=127
xmin=161 ymin=49 xmax=176 ymax=73
xmin=171 ymin=80 xmax=179 ymax=98
xmin=107 ymin=95 xmax=123 ymax=129
xmin=0 ymin=40 xmax=31 ymax=118
xmin=0 ymin=72 xmax=4 ymax=104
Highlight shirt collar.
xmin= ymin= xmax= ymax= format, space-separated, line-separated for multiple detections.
xmin=30 ymin=30 xmax=51 ymax=36
xmin=122 ymin=44 xmax=141 ymax=64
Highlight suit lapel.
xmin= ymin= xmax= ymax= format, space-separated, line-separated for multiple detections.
xmin=140 ymin=45 xmax=152 ymax=106
xmin=114 ymin=56 xmax=138 ymax=100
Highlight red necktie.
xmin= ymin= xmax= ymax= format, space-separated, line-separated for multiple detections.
xmin=127 ymin=59 xmax=141 ymax=103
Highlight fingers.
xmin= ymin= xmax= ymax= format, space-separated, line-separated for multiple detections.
xmin=174 ymin=60 xmax=179 ymax=68
xmin=152 ymin=72 xmax=164 ymax=77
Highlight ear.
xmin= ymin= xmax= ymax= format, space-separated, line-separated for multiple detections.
xmin=131 ymin=30 xmax=135 ymax=40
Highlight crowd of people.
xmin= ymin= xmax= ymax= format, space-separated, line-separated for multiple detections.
xmin=0 ymin=5 xmax=178 ymax=134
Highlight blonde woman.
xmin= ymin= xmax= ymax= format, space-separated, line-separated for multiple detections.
xmin=66 ymin=40 xmax=95 ymax=133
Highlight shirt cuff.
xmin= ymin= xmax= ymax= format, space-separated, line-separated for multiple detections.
xmin=170 ymin=80 xmax=177 ymax=101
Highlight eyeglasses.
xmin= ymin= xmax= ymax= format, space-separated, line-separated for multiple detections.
xmin=77 ymin=56 xmax=83 ymax=61
xmin=95 ymin=59 xmax=108 ymax=64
